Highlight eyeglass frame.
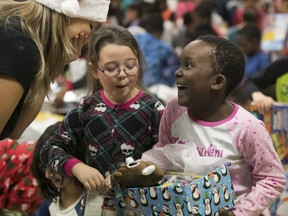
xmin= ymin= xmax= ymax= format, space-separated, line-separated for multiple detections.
xmin=97 ymin=64 xmax=140 ymax=77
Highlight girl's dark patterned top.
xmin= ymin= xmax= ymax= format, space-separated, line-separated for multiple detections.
xmin=40 ymin=90 xmax=165 ymax=176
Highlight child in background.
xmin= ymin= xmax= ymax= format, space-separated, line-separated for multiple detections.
xmin=236 ymin=23 xmax=271 ymax=79
xmin=234 ymin=56 xmax=288 ymax=114
xmin=40 ymin=25 xmax=164 ymax=194
xmin=122 ymin=2 xmax=142 ymax=28
xmin=31 ymin=122 xmax=85 ymax=216
xmin=132 ymin=12 xmax=180 ymax=88
xmin=232 ymin=0 xmax=265 ymax=30
xmin=188 ymin=0 xmax=220 ymax=41
xmin=142 ymin=35 xmax=286 ymax=216
xmin=0 ymin=139 xmax=42 ymax=215
xmin=226 ymin=6 xmax=259 ymax=43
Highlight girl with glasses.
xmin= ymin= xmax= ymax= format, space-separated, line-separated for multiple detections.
xmin=40 ymin=25 xmax=165 ymax=195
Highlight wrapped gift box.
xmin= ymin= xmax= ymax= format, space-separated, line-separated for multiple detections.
xmin=114 ymin=163 xmax=236 ymax=215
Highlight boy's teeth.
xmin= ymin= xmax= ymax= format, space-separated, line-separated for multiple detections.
xmin=177 ymin=85 xmax=186 ymax=90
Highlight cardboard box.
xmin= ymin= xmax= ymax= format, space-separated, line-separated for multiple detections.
xmin=261 ymin=14 xmax=288 ymax=52
xmin=250 ymin=103 xmax=288 ymax=163
xmin=114 ymin=163 xmax=236 ymax=215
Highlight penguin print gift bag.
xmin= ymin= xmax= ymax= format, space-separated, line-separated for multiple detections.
xmin=114 ymin=163 xmax=237 ymax=215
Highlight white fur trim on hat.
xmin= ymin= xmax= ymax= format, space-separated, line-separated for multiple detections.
xmin=36 ymin=0 xmax=111 ymax=22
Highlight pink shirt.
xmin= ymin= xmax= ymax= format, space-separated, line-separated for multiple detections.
xmin=176 ymin=1 xmax=196 ymax=20
xmin=142 ymin=98 xmax=286 ymax=216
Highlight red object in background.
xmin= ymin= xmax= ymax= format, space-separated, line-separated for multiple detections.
xmin=0 ymin=139 xmax=43 ymax=215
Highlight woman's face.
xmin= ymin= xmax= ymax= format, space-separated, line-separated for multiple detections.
xmin=66 ymin=18 xmax=100 ymax=60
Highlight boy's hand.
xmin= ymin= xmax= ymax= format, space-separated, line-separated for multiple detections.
xmin=72 ymin=163 xmax=104 ymax=192
xmin=219 ymin=208 xmax=235 ymax=216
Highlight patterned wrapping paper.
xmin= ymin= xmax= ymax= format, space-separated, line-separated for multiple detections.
xmin=114 ymin=163 xmax=237 ymax=216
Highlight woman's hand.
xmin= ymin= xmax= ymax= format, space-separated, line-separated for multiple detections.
xmin=72 ymin=163 xmax=105 ymax=192
xmin=69 ymin=33 xmax=89 ymax=62
xmin=219 ymin=208 xmax=236 ymax=216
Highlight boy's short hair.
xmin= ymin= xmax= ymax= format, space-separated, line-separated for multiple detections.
xmin=237 ymin=23 xmax=262 ymax=42
xmin=198 ymin=35 xmax=245 ymax=96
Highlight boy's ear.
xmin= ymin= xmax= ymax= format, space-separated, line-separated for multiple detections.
xmin=211 ymin=74 xmax=226 ymax=90
xmin=88 ymin=62 xmax=98 ymax=79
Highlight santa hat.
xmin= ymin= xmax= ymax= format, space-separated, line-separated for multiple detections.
xmin=36 ymin=0 xmax=110 ymax=22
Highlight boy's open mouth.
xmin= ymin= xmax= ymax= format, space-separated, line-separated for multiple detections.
xmin=177 ymin=85 xmax=187 ymax=90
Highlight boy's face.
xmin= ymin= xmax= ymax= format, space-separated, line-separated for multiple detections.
xmin=274 ymin=0 xmax=288 ymax=13
xmin=236 ymin=35 xmax=259 ymax=56
xmin=175 ymin=40 xmax=218 ymax=109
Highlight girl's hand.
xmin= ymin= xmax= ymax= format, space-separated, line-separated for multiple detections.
xmin=72 ymin=163 xmax=104 ymax=192
xmin=219 ymin=208 xmax=236 ymax=216
xmin=103 ymin=175 xmax=112 ymax=194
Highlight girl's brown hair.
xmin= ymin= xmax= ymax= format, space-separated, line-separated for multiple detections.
xmin=87 ymin=24 xmax=146 ymax=95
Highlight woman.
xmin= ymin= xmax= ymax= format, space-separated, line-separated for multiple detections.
xmin=0 ymin=0 xmax=110 ymax=140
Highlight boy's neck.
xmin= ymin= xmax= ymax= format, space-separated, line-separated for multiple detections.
xmin=188 ymin=100 xmax=234 ymax=122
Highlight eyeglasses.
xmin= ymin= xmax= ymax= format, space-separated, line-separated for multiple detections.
xmin=98 ymin=64 xmax=139 ymax=77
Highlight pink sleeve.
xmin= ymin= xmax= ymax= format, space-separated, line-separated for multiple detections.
xmin=232 ymin=115 xmax=286 ymax=215
xmin=156 ymin=108 xmax=172 ymax=147
xmin=156 ymin=98 xmax=183 ymax=147
xmin=64 ymin=158 xmax=82 ymax=177
xmin=141 ymin=99 xmax=183 ymax=167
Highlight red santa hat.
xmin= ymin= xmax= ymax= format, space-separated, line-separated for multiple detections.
xmin=36 ymin=0 xmax=110 ymax=22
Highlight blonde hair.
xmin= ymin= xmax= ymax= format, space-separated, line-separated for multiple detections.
xmin=0 ymin=0 xmax=76 ymax=106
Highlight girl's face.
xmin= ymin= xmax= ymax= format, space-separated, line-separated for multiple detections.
xmin=45 ymin=169 xmax=73 ymax=189
xmin=175 ymin=40 xmax=217 ymax=109
xmin=92 ymin=44 xmax=140 ymax=104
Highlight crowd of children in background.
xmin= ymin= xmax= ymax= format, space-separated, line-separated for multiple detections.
xmin=1 ymin=0 xmax=288 ymax=215
xmin=50 ymin=0 xmax=288 ymax=106
xmin=45 ymin=0 xmax=288 ymax=107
